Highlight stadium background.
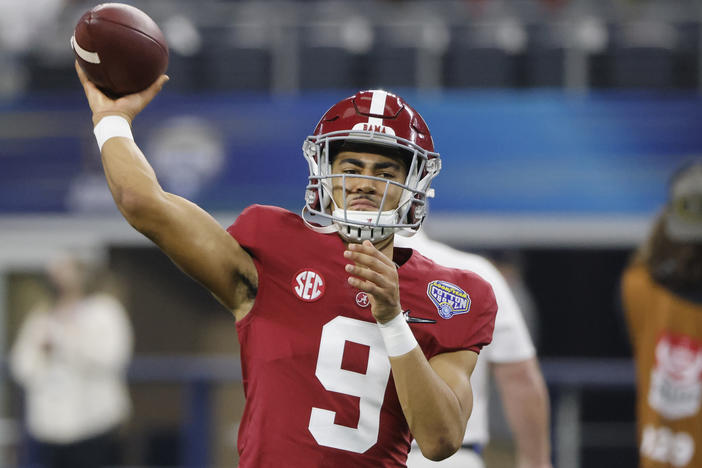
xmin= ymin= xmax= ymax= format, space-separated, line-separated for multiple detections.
xmin=1 ymin=0 xmax=701 ymax=466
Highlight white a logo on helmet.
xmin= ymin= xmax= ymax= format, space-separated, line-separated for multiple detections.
xmin=351 ymin=90 xmax=396 ymax=142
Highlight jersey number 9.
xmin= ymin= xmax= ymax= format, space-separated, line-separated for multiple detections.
xmin=309 ymin=316 xmax=392 ymax=453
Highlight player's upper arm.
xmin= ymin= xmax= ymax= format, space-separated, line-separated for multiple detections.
xmin=125 ymin=189 xmax=257 ymax=315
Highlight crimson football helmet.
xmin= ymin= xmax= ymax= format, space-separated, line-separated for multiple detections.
xmin=302 ymin=90 xmax=441 ymax=243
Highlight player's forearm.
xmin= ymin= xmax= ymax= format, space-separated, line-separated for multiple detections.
xmin=101 ymin=137 xmax=165 ymax=228
xmin=513 ymin=399 xmax=552 ymax=468
xmin=390 ymin=348 xmax=469 ymax=461
xmin=495 ymin=359 xmax=552 ymax=468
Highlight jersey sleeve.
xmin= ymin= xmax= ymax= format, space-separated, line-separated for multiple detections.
xmin=459 ymin=273 xmax=498 ymax=354
xmin=226 ymin=204 xmax=293 ymax=263
xmin=418 ymin=271 xmax=498 ymax=358
xmin=226 ymin=204 xmax=266 ymax=257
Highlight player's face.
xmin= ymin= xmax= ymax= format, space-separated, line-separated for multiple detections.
xmin=330 ymin=151 xmax=408 ymax=212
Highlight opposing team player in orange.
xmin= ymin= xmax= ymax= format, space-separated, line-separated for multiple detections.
xmin=622 ymin=160 xmax=702 ymax=468
xmin=75 ymin=63 xmax=497 ymax=467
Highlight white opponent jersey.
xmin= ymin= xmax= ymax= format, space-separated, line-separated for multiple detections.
xmin=395 ymin=231 xmax=536 ymax=445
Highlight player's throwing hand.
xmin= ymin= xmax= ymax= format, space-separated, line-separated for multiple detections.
xmin=75 ymin=61 xmax=169 ymax=126
xmin=345 ymin=240 xmax=402 ymax=324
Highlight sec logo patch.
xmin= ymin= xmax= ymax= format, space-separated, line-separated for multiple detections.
xmin=292 ymin=269 xmax=326 ymax=302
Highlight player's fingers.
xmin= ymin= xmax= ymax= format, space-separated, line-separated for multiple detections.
xmin=74 ymin=60 xmax=85 ymax=81
xmin=75 ymin=61 xmax=94 ymax=93
xmin=355 ymin=240 xmax=395 ymax=267
xmin=75 ymin=61 xmax=113 ymax=119
xmin=139 ymin=74 xmax=169 ymax=103
xmin=345 ymin=263 xmax=386 ymax=286
xmin=347 ymin=275 xmax=383 ymax=296
xmin=344 ymin=249 xmax=393 ymax=272
xmin=75 ymin=61 xmax=117 ymax=106
xmin=151 ymin=74 xmax=170 ymax=93
xmin=344 ymin=250 xmax=382 ymax=269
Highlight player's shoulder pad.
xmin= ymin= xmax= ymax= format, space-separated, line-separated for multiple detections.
xmin=413 ymin=251 xmax=497 ymax=313
xmin=456 ymin=266 xmax=497 ymax=305
xmin=236 ymin=204 xmax=295 ymax=224
xmin=226 ymin=204 xmax=305 ymax=256
xmin=227 ymin=204 xmax=298 ymax=233
xmin=441 ymin=259 xmax=498 ymax=314
xmin=412 ymin=249 xmax=492 ymax=289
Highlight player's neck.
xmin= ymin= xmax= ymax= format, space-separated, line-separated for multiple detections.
xmin=374 ymin=235 xmax=395 ymax=261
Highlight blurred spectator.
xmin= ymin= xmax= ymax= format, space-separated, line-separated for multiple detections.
xmin=9 ymin=254 xmax=133 ymax=468
xmin=0 ymin=0 xmax=69 ymax=95
xmin=621 ymin=159 xmax=702 ymax=468
xmin=0 ymin=0 xmax=66 ymax=54
xmin=397 ymin=231 xmax=552 ymax=468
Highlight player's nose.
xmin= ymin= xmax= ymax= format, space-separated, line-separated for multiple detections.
xmin=349 ymin=176 xmax=378 ymax=194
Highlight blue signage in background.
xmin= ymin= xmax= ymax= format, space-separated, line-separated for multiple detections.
xmin=416 ymin=92 xmax=702 ymax=215
xmin=1 ymin=91 xmax=700 ymax=216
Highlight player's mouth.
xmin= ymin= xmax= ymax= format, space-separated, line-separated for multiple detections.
xmin=347 ymin=197 xmax=379 ymax=210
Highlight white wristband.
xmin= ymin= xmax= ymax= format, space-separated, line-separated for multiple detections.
xmin=378 ymin=313 xmax=418 ymax=357
xmin=93 ymin=115 xmax=133 ymax=151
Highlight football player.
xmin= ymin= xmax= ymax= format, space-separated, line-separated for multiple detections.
xmin=75 ymin=63 xmax=497 ymax=467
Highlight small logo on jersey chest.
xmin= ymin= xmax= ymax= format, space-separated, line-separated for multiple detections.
xmin=427 ymin=280 xmax=470 ymax=319
xmin=355 ymin=291 xmax=370 ymax=308
xmin=292 ymin=269 xmax=326 ymax=302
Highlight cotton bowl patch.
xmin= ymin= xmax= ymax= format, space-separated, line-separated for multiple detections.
xmin=427 ymin=280 xmax=471 ymax=319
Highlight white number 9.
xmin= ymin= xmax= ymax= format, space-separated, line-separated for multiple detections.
xmin=308 ymin=316 xmax=392 ymax=453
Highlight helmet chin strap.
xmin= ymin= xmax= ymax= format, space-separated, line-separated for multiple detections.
xmin=331 ymin=208 xmax=398 ymax=243
xmin=301 ymin=205 xmax=340 ymax=234
xmin=300 ymin=205 xmax=400 ymax=243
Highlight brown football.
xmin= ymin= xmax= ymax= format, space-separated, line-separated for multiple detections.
xmin=71 ymin=3 xmax=169 ymax=98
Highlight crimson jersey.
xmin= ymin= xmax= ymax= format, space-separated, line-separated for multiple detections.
xmin=227 ymin=205 xmax=497 ymax=468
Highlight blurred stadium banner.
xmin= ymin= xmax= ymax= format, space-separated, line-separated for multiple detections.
xmin=1 ymin=90 xmax=700 ymax=247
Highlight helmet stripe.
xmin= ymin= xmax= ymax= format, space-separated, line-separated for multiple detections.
xmin=367 ymin=90 xmax=388 ymax=127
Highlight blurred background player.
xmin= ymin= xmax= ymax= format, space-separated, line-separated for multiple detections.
xmin=397 ymin=231 xmax=552 ymax=468
xmin=9 ymin=254 xmax=133 ymax=468
xmin=621 ymin=159 xmax=702 ymax=468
